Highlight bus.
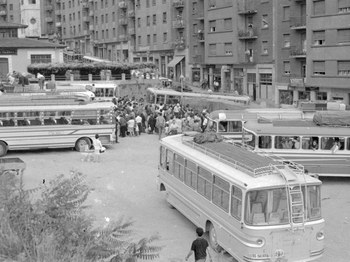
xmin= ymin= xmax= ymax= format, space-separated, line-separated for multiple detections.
xmin=208 ymin=109 xmax=314 ymax=142
xmin=242 ymin=111 xmax=350 ymax=177
xmin=146 ymin=87 xmax=251 ymax=111
xmin=158 ymin=134 xmax=324 ymax=262
xmin=84 ymin=83 xmax=118 ymax=101
xmin=0 ymin=102 xmax=116 ymax=156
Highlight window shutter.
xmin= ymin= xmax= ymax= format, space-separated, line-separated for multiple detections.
xmin=338 ymin=29 xmax=350 ymax=43
xmin=313 ymin=0 xmax=325 ymax=15
xmin=313 ymin=31 xmax=325 ymax=41
xmin=313 ymin=61 xmax=325 ymax=72
xmin=338 ymin=61 xmax=350 ymax=71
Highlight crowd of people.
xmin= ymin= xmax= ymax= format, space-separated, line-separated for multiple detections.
xmin=112 ymin=96 xmax=211 ymax=141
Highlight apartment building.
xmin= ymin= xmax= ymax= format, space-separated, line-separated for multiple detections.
xmin=188 ymin=0 xmax=275 ymax=104
xmin=306 ymin=0 xmax=350 ymax=104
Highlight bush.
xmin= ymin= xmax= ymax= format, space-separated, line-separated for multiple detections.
xmin=0 ymin=170 xmax=161 ymax=262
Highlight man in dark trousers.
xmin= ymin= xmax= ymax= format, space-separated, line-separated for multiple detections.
xmin=185 ymin=227 xmax=212 ymax=262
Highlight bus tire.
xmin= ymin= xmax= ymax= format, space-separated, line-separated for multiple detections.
xmin=208 ymin=223 xmax=223 ymax=253
xmin=0 ymin=141 xmax=8 ymax=157
xmin=75 ymin=138 xmax=91 ymax=152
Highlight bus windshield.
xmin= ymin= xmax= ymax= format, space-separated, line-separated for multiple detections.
xmin=245 ymin=185 xmax=321 ymax=226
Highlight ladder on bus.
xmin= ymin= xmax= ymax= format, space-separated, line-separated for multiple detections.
xmin=272 ymin=164 xmax=305 ymax=230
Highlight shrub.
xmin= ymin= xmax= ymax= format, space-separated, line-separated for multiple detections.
xmin=0 ymin=170 xmax=161 ymax=262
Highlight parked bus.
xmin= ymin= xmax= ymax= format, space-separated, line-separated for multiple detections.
xmin=158 ymin=134 xmax=324 ymax=262
xmin=208 ymin=109 xmax=314 ymax=142
xmin=146 ymin=87 xmax=251 ymax=111
xmin=0 ymin=102 xmax=116 ymax=156
xmin=242 ymin=111 xmax=350 ymax=177
xmin=84 ymin=83 xmax=118 ymax=101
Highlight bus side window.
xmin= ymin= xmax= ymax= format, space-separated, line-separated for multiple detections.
xmin=347 ymin=137 xmax=350 ymax=150
xmin=30 ymin=118 xmax=43 ymax=126
xmin=229 ymin=121 xmax=242 ymax=133
xmin=0 ymin=120 xmax=3 ymax=126
xmin=258 ymin=136 xmax=271 ymax=149
xmin=219 ymin=121 xmax=227 ymax=132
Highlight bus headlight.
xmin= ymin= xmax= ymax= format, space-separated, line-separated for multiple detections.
xmin=316 ymin=231 xmax=324 ymax=240
xmin=256 ymin=239 xmax=264 ymax=245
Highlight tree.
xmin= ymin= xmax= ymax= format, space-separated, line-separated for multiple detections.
xmin=0 ymin=170 xmax=162 ymax=262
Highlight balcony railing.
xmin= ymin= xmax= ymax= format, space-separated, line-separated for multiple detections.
xmin=238 ymin=27 xmax=257 ymax=39
xmin=289 ymin=76 xmax=305 ymax=87
xmin=173 ymin=38 xmax=186 ymax=50
xmin=45 ymin=17 xmax=53 ymax=23
xmin=127 ymin=10 xmax=135 ymax=18
xmin=290 ymin=47 xmax=306 ymax=58
xmin=193 ymin=31 xmax=204 ymax=41
xmin=173 ymin=0 xmax=184 ymax=8
xmin=0 ymin=10 xmax=7 ymax=16
xmin=237 ymin=0 xmax=257 ymax=15
xmin=128 ymin=27 xmax=136 ymax=35
xmin=118 ymin=1 xmax=127 ymax=9
xmin=172 ymin=19 xmax=185 ymax=29
xmin=55 ymin=21 xmax=62 ymax=27
xmin=290 ymin=16 xmax=306 ymax=30
xmin=119 ymin=34 xmax=128 ymax=41
xmin=119 ymin=18 xmax=128 ymax=25
xmin=0 ymin=0 xmax=7 ymax=5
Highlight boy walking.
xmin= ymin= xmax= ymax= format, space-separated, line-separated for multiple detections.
xmin=185 ymin=227 xmax=212 ymax=262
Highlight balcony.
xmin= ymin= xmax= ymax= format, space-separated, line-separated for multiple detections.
xmin=128 ymin=27 xmax=135 ymax=35
xmin=290 ymin=47 xmax=306 ymax=58
xmin=55 ymin=9 xmax=61 ymax=15
xmin=0 ymin=0 xmax=7 ymax=5
xmin=173 ymin=0 xmax=184 ymax=8
xmin=119 ymin=34 xmax=128 ymax=41
xmin=173 ymin=37 xmax=186 ymax=50
xmin=238 ymin=27 xmax=257 ymax=40
xmin=127 ymin=10 xmax=135 ymax=18
xmin=194 ymin=31 xmax=204 ymax=42
xmin=118 ymin=1 xmax=127 ymax=9
xmin=172 ymin=19 xmax=185 ymax=29
xmin=119 ymin=17 xmax=128 ymax=25
xmin=45 ymin=17 xmax=53 ymax=23
xmin=290 ymin=16 xmax=306 ymax=30
xmin=83 ymin=29 xmax=89 ymax=35
xmin=89 ymin=24 xmax=94 ymax=31
xmin=56 ymin=21 xmax=62 ymax=27
xmin=0 ymin=10 xmax=7 ymax=16
xmin=237 ymin=0 xmax=257 ymax=15
xmin=82 ymin=16 xmax=89 ymax=23
xmin=82 ymin=2 xmax=89 ymax=9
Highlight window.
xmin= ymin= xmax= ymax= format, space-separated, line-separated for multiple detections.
xmin=113 ymin=28 xmax=116 ymax=37
xmin=275 ymin=136 xmax=300 ymax=149
xmin=320 ymin=137 xmax=344 ymax=151
xmin=153 ymin=14 xmax=156 ymax=25
xmin=152 ymin=0 xmax=156 ymax=6
xmin=147 ymin=34 xmax=151 ymax=45
xmin=138 ymin=36 xmax=141 ymax=46
xmin=231 ymin=186 xmax=242 ymax=220
xmin=261 ymin=41 xmax=268 ymax=54
xmin=224 ymin=18 xmax=232 ymax=31
xmin=209 ymin=44 xmax=216 ymax=55
xmin=30 ymin=54 xmax=52 ymax=64
xmin=316 ymin=91 xmax=327 ymax=100
xmin=283 ymin=61 xmax=291 ymax=75
xmin=163 ymin=32 xmax=167 ymax=42
xmin=105 ymin=14 xmax=108 ymax=23
xmin=112 ymin=12 xmax=115 ymax=22
xmin=338 ymin=61 xmax=350 ymax=76
xmin=313 ymin=0 xmax=325 ymax=15
xmin=197 ymin=167 xmax=212 ymax=200
xmin=137 ymin=18 xmax=141 ymax=28
xmin=313 ymin=61 xmax=325 ymax=75
xmin=184 ymin=160 xmax=197 ymax=189
xmin=337 ymin=29 xmax=350 ymax=44
xmin=209 ymin=20 xmax=216 ymax=32
xmin=262 ymin=14 xmax=268 ymax=28
xmin=283 ymin=6 xmax=290 ymax=20
xmin=224 ymin=43 xmax=232 ymax=55
xmin=302 ymin=136 xmax=319 ymax=150
xmin=338 ymin=0 xmax=350 ymax=13
xmin=258 ymin=136 xmax=272 ymax=149
xmin=163 ymin=0 xmax=166 ymax=3
xmin=146 ymin=0 xmax=150 ymax=7
xmin=162 ymin=12 xmax=167 ymax=23
xmin=313 ymin=30 xmax=325 ymax=46
xmin=212 ymin=176 xmax=230 ymax=212
xmin=174 ymin=154 xmax=185 ymax=181
xmin=283 ymin=34 xmax=290 ymax=48
xmin=146 ymin=16 xmax=150 ymax=26
xmin=9 ymin=4 xmax=13 ymax=10
xmin=209 ymin=0 xmax=216 ymax=8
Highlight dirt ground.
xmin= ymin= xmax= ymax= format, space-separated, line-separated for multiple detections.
xmin=5 ymin=134 xmax=350 ymax=262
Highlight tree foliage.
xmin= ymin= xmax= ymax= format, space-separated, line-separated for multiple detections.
xmin=0 ymin=170 xmax=162 ymax=262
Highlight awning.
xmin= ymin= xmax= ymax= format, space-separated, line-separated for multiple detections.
xmin=167 ymin=56 xmax=184 ymax=67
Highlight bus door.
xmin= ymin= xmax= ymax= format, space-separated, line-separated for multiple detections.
xmin=156 ymin=94 xmax=166 ymax=105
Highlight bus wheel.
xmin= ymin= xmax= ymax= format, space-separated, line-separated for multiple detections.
xmin=75 ymin=138 xmax=91 ymax=152
xmin=208 ymin=223 xmax=223 ymax=253
xmin=0 ymin=141 xmax=8 ymax=157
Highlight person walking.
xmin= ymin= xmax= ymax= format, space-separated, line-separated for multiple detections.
xmin=155 ymin=112 xmax=166 ymax=140
xmin=92 ymin=134 xmax=103 ymax=163
xmin=37 ymin=72 xmax=45 ymax=90
xmin=185 ymin=227 xmax=212 ymax=262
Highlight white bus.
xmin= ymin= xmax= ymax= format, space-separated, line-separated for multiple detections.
xmin=242 ymin=111 xmax=350 ymax=177
xmin=158 ymin=134 xmax=324 ymax=262
xmin=0 ymin=102 xmax=116 ymax=156
xmin=146 ymin=87 xmax=251 ymax=111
